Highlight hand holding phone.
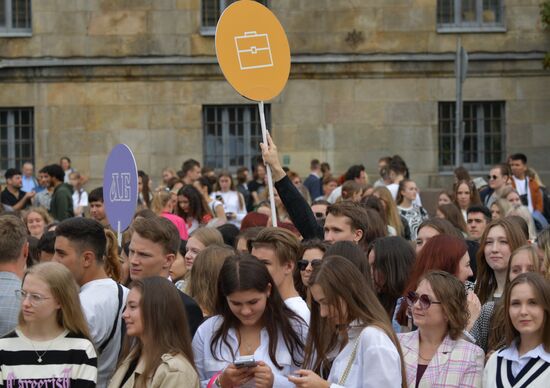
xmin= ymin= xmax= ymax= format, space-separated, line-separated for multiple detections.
xmin=234 ymin=355 xmax=258 ymax=369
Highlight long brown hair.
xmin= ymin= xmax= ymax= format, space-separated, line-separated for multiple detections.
xmin=303 ymin=255 xmax=406 ymax=387
xmin=19 ymin=262 xmax=92 ymax=342
xmin=373 ymin=186 xmax=404 ymax=236
xmin=487 ymin=245 xmax=542 ymax=351
xmin=104 ymin=228 xmax=122 ymax=282
xmin=118 ymin=277 xmax=195 ymax=388
xmin=474 ymin=218 xmax=526 ymax=304
xmin=188 ymin=244 xmax=235 ymax=317
xmin=211 ymin=254 xmax=305 ymax=369
xmin=503 ymin=272 xmax=550 ymax=352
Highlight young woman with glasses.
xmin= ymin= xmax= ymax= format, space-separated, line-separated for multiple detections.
xmin=0 ymin=262 xmax=97 ymax=387
xmin=398 ymin=271 xmax=484 ymax=387
xmin=293 ymin=239 xmax=327 ymax=302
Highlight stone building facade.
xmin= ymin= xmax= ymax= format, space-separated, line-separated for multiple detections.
xmin=0 ymin=0 xmax=548 ymax=188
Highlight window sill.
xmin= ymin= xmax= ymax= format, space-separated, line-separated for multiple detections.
xmin=0 ymin=31 xmax=33 ymax=38
xmin=199 ymin=26 xmax=216 ymax=37
xmin=436 ymin=25 xmax=506 ymax=34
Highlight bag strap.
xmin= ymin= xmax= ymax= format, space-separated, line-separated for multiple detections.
xmin=338 ymin=332 xmax=361 ymax=385
xmin=99 ymin=283 xmax=123 ymax=353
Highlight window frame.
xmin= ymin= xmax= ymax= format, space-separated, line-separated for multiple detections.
xmin=202 ymin=104 xmax=271 ymax=173
xmin=200 ymin=0 xmax=268 ymax=36
xmin=436 ymin=0 xmax=506 ymax=33
xmin=0 ymin=107 xmax=35 ymax=173
xmin=438 ymin=101 xmax=506 ymax=172
xmin=0 ymin=0 xmax=33 ymax=37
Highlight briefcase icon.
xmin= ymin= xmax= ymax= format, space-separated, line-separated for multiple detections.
xmin=234 ymin=31 xmax=274 ymax=70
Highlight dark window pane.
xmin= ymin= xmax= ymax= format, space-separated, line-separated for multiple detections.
xmin=437 ymin=0 xmax=454 ymax=24
xmin=0 ymin=0 xmax=6 ymax=28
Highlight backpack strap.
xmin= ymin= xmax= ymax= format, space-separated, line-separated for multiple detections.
xmin=98 ymin=283 xmax=124 ymax=354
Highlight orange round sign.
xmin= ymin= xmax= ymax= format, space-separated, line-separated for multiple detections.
xmin=215 ymin=0 xmax=291 ymax=101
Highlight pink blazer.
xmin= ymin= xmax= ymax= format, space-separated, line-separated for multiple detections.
xmin=398 ymin=330 xmax=484 ymax=388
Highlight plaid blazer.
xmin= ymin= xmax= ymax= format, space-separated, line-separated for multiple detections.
xmin=398 ymin=330 xmax=484 ymax=388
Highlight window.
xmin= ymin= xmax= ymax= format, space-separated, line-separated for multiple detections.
xmin=438 ymin=101 xmax=505 ymax=171
xmin=203 ymin=105 xmax=270 ymax=172
xmin=0 ymin=0 xmax=32 ymax=35
xmin=437 ymin=0 xmax=505 ymax=32
xmin=0 ymin=108 xmax=34 ymax=171
xmin=201 ymin=0 xmax=268 ymax=35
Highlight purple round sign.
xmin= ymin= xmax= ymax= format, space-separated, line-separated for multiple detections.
xmin=103 ymin=144 xmax=138 ymax=233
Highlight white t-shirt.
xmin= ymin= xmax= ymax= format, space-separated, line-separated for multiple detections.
xmin=72 ymin=190 xmax=88 ymax=216
xmin=80 ymin=278 xmax=129 ymax=388
xmin=513 ymin=176 xmax=533 ymax=212
xmin=284 ymin=296 xmax=310 ymax=324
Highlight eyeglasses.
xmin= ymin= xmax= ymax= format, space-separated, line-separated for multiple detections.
xmin=297 ymin=259 xmax=322 ymax=271
xmin=405 ymin=291 xmax=441 ymax=310
xmin=15 ymin=290 xmax=51 ymax=306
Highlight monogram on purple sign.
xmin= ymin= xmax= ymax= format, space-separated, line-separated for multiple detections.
xmin=103 ymin=144 xmax=138 ymax=232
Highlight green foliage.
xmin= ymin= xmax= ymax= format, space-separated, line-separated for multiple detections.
xmin=542 ymin=0 xmax=550 ymax=28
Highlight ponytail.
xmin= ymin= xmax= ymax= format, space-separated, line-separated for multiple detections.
xmin=104 ymin=229 xmax=122 ymax=283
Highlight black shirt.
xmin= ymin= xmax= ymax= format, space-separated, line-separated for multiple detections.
xmin=0 ymin=188 xmax=27 ymax=207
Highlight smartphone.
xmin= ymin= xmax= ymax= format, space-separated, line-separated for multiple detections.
xmin=234 ymin=355 xmax=257 ymax=369
xmin=216 ymin=195 xmax=223 ymax=201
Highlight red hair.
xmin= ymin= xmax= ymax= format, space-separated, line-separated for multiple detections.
xmin=396 ymin=234 xmax=467 ymax=325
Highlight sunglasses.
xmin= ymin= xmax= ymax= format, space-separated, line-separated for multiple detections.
xmin=487 ymin=175 xmax=499 ymax=180
xmin=406 ymin=291 xmax=441 ymax=310
xmin=314 ymin=212 xmax=326 ymax=219
xmin=297 ymin=259 xmax=322 ymax=271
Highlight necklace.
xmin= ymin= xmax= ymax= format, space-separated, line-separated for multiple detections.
xmin=27 ymin=336 xmax=56 ymax=363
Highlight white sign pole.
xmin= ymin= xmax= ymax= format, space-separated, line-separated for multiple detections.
xmin=258 ymin=101 xmax=278 ymax=227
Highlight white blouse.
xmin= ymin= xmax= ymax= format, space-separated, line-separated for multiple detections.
xmin=192 ymin=315 xmax=307 ymax=388
xmin=326 ymin=324 xmax=402 ymax=388
xmin=211 ymin=191 xmax=247 ymax=228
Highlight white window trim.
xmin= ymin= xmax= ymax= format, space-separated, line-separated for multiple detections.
xmin=436 ymin=0 xmax=506 ymax=33
xmin=0 ymin=0 xmax=32 ymax=36
xmin=438 ymin=101 xmax=506 ymax=172
xmin=200 ymin=0 xmax=268 ymax=36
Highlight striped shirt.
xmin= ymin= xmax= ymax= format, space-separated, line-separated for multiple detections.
xmin=0 ymin=329 xmax=97 ymax=387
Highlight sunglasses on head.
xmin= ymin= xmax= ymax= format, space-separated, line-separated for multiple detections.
xmin=406 ymin=291 xmax=441 ymax=310
xmin=297 ymin=259 xmax=322 ymax=271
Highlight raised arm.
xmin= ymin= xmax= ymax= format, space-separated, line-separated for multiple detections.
xmin=260 ymin=132 xmax=323 ymax=240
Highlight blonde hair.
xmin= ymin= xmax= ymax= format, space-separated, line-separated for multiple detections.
xmin=506 ymin=205 xmax=537 ymax=241
xmin=150 ymin=190 xmax=173 ymax=214
xmin=189 ymin=227 xmax=224 ymax=247
xmin=536 ymin=229 xmax=550 ymax=281
xmin=188 ymin=245 xmax=235 ymax=316
xmin=19 ymin=262 xmax=92 ymax=341
xmin=22 ymin=207 xmax=53 ymax=229
xmin=373 ymin=186 xmax=404 ymax=236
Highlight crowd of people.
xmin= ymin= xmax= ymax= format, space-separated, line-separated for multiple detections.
xmin=1 ymin=138 xmax=550 ymax=388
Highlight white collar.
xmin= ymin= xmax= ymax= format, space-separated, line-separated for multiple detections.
xmin=500 ymin=343 xmax=550 ymax=364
